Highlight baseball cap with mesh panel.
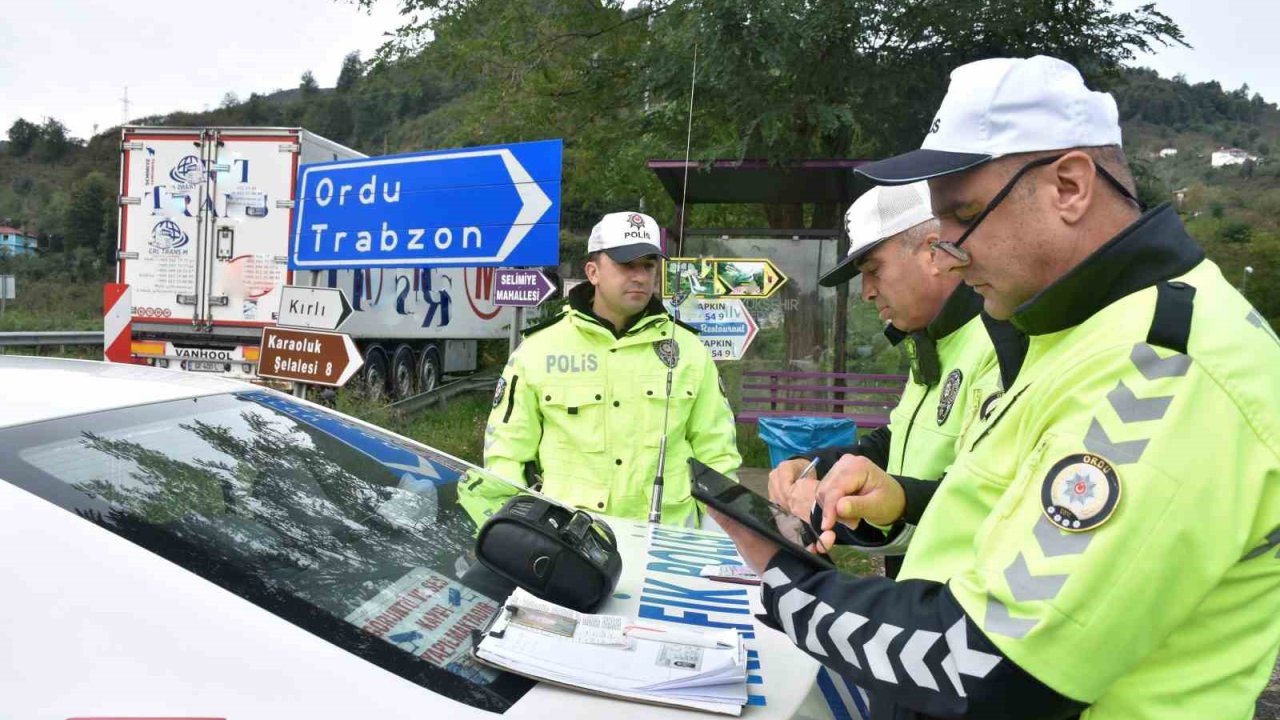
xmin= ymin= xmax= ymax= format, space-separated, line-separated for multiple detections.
xmin=819 ymin=181 xmax=935 ymax=287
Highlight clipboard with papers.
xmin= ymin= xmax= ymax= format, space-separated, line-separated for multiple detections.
xmin=473 ymin=588 xmax=750 ymax=715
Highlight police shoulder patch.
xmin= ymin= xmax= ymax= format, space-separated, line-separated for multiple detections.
xmin=936 ymin=369 xmax=963 ymax=425
xmin=653 ymin=338 xmax=680 ymax=369
xmin=492 ymin=376 xmax=507 ymax=409
xmin=1041 ymin=453 xmax=1121 ymax=532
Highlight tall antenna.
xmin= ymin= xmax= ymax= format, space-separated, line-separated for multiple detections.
xmin=677 ymin=41 xmax=698 ymax=258
xmin=120 ymin=86 xmax=130 ymax=126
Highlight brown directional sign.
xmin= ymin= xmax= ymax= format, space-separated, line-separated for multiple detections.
xmin=257 ymin=326 xmax=364 ymax=387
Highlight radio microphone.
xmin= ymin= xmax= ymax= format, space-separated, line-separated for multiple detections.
xmin=649 ymin=320 xmax=683 ymax=525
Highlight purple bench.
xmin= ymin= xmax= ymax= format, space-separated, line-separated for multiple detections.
xmin=736 ymin=369 xmax=908 ymax=430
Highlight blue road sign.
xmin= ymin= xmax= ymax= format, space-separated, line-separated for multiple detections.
xmin=291 ymin=139 xmax=561 ymax=270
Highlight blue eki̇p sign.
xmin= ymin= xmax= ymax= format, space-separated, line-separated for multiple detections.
xmin=290 ymin=139 xmax=561 ymax=270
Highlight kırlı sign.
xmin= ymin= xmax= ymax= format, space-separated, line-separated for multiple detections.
xmin=276 ymin=286 xmax=353 ymax=331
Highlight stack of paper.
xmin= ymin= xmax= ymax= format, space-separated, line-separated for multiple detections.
xmin=474 ymin=589 xmax=749 ymax=715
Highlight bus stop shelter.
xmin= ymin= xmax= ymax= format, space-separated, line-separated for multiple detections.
xmin=646 ymin=158 xmax=875 ymax=373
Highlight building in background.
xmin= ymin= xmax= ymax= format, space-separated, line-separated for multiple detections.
xmin=1211 ymin=147 xmax=1259 ymax=167
xmin=0 ymin=226 xmax=37 ymax=256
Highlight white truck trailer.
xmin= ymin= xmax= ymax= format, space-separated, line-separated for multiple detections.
xmin=114 ymin=126 xmax=528 ymax=397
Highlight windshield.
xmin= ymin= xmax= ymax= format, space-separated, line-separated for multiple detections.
xmin=0 ymin=389 xmax=534 ymax=713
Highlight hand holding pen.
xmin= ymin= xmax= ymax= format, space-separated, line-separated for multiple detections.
xmin=768 ymin=455 xmax=822 ymax=520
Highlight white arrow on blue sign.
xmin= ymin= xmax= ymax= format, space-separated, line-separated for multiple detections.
xmin=290 ymin=139 xmax=561 ymax=270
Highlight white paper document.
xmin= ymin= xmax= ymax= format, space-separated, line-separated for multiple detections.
xmin=475 ymin=589 xmax=749 ymax=715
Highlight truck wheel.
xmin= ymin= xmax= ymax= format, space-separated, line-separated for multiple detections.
xmin=390 ymin=344 xmax=417 ymax=400
xmin=362 ymin=345 xmax=390 ymax=401
xmin=418 ymin=345 xmax=442 ymax=394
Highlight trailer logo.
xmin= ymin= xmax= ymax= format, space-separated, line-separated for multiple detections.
xmin=150 ymin=219 xmax=190 ymax=251
xmin=464 ymin=267 xmax=501 ymax=320
xmin=170 ymin=155 xmax=205 ymax=185
xmin=143 ymin=146 xmax=157 ymax=186
xmin=174 ymin=346 xmax=234 ymax=360
xmin=132 ymin=306 xmax=174 ymax=318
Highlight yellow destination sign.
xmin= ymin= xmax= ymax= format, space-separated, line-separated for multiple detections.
xmin=662 ymin=257 xmax=788 ymax=299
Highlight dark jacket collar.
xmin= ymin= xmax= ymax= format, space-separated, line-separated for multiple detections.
xmin=1012 ymin=203 xmax=1204 ymax=336
xmin=928 ymin=284 xmax=985 ymax=340
xmin=882 ymin=284 xmax=984 ymax=346
xmin=567 ymin=282 xmax=669 ymax=338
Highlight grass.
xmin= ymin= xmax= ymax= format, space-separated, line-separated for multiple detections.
xmin=0 ymin=277 xmax=104 ymax=331
xmin=336 ymin=380 xmax=774 ymax=471
xmin=327 ymin=344 xmax=777 ymax=470
xmin=339 ymin=389 xmax=493 ymax=465
xmin=23 ymin=336 xmax=882 ymax=578
xmin=335 ymin=375 xmax=877 ymax=577
xmin=0 ymin=345 xmax=100 ymax=360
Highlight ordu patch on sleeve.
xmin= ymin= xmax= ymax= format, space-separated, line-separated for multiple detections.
xmin=1040 ymin=453 xmax=1121 ymax=532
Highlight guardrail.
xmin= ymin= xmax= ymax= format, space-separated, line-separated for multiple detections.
xmin=389 ymin=375 xmax=499 ymax=416
xmin=0 ymin=331 xmax=104 ymax=349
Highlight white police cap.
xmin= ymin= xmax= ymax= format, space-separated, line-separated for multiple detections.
xmin=819 ymin=182 xmax=934 ymax=287
xmin=858 ymin=56 xmax=1122 ymax=185
xmin=587 ymin=211 xmax=667 ymax=263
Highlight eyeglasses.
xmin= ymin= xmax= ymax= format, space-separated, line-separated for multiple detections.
xmin=931 ymin=153 xmax=1143 ymax=266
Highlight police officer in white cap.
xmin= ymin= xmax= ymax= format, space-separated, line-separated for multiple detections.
xmin=710 ymin=56 xmax=1280 ymax=719
xmin=768 ymin=181 xmax=1024 ymax=579
xmin=474 ymin=211 xmax=741 ymax=528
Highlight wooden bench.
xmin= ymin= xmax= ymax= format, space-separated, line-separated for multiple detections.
xmin=736 ymin=369 xmax=908 ymax=430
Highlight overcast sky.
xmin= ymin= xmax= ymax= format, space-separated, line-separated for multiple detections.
xmin=1113 ymin=0 xmax=1280 ymax=104
xmin=1 ymin=0 xmax=1276 ymax=143
xmin=0 ymin=0 xmax=403 ymax=140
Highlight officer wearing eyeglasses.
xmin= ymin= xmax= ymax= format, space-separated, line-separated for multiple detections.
xmin=767 ymin=182 xmax=1025 ymax=580
xmin=711 ymin=56 xmax=1280 ymax=719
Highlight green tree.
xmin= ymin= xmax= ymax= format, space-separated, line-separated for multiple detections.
xmin=300 ymin=70 xmax=320 ymax=96
xmin=242 ymin=93 xmax=271 ymax=125
xmin=34 ymin=118 xmax=73 ymax=162
xmin=1217 ymin=221 xmax=1252 ymax=244
xmin=337 ymin=51 xmax=364 ymax=93
xmin=66 ymin=171 xmax=115 ymax=266
xmin=360 ymin=0 xmax=1183 ymax=363
xmin=6 ymin=118 xmax=40 ymax=157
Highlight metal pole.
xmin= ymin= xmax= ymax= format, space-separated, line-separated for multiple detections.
xmin=508 ymin=306 xmax=525 ymax=353
xmin=292 ymin=382 xmax=306 ymax=400
xmin=833 ymin=231 xmax=850 ymax=375
xmin=1243 ymin=266 xmax=1254 ymax=295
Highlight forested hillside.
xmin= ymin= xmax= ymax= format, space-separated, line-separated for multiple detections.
xmin=3 ymin=0 xmax=1277 ymax=328
xmin=1114 ymin=68 xmax=1280 ymax=324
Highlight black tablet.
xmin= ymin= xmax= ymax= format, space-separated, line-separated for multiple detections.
xmin=689 ymin=458 xmax=835 ymax=572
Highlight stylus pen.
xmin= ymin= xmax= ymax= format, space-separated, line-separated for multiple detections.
xmin=798 ymin=456 xmax=821 ymax=481
xmin=796 ymin=457 xmax=829 ymax=552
